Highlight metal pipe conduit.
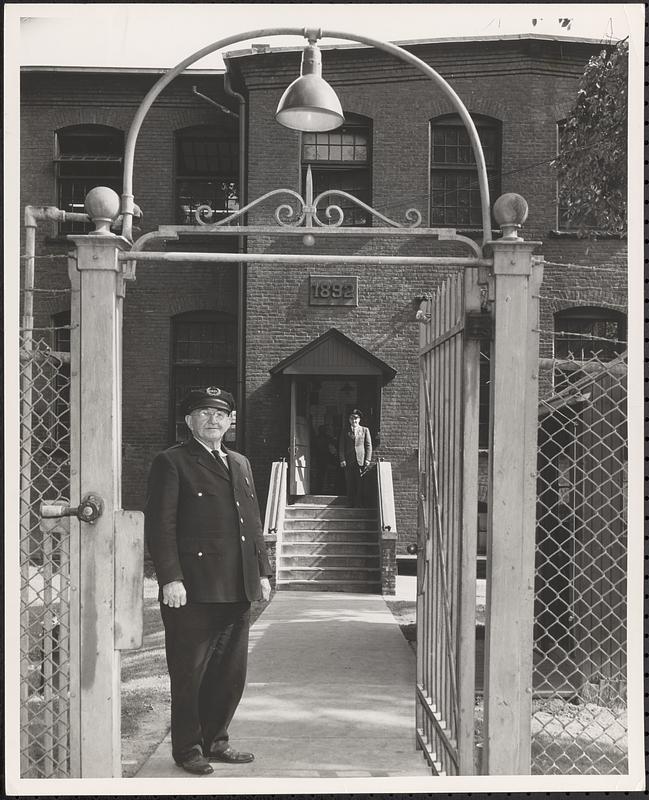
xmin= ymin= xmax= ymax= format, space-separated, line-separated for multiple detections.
xmin=119 ymin=251 xmax=492 ymax=267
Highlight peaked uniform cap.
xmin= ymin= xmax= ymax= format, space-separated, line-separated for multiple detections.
xmin=183 ymin=387 xmax=235 ymax=415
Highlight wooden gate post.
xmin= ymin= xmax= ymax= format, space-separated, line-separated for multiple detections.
xmin=68 ymin=188 xmax=143 ymax=777
xmin=482 ymin=194 xmax=543 ymax=774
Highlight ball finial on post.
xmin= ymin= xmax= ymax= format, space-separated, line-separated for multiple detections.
xmin=84 ymin=187 xmax=121 ymax=235
xmin=492 ymin=193 xmax=528 ymax=240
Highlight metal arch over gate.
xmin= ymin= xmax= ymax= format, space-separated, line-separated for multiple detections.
xmin=15 ymin=23 xmax=546 ymax=780
xmin=415 ymin=268 xmax=483 ymax=775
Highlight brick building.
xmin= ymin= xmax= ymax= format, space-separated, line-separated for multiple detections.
xmin=20 ymin=34 xmax=627 ymax=558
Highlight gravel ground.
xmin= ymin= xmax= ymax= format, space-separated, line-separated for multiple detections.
xmin=384 ymin=596 xmax=628 ymax=776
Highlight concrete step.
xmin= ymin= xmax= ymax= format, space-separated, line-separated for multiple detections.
xmin=275 ymin=579 xmax=382 ymax=593
xmin=281 ymin=542 xmax=380 ymax=556
xmin=290 ymin=495 xmax=349 ymax=507
xmin=282 ymin=529 xmax=378 ymax=544
xmin=278 ymin=566 xmax=382 ymax=582
xmin=279 ymin=554 xmax=380 ymax=569
xmin=284 ymin=506 xmax=377 ymax=520
xmin=284 ymin=519 xmax=377 ymax=532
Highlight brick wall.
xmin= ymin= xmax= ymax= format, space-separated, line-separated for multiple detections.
xmin=19 ymin=37 xmax=628 ymax=554
xmin=232 ymin=36 xmax=627 ymax=550
xmin=20 ymin=71 xmax=240 ymax=515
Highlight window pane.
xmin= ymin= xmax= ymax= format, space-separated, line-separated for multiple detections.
xmin=302 ymin=117 xmax=371 ymax=225
xmin=177 ymin=179 xmax=239 ymax=224
xmin=171 ymin=314 xmax=237 ymax=444
xmin=430 ymin=117 xmax=500 ymax=226
xmin=56 ymin=126 xmax=124 ymax=234
xmin=177 ymin=136 xmax=237 ymax=176
xmin=311 ymin=168 xmax=371 ymax=226
xmin=302 ymin=122 xmax=370 ymax=164
xmin=58 ymin=127 xmax=123 ymax=157
xmin=431 ymin=171 xmax=487 ymax=227
xmin=554 ymin=311 xmax=626 ymax=361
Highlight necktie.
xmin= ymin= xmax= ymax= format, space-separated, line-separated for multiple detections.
xmin=212 ymin=449 xmax=229 ymax=471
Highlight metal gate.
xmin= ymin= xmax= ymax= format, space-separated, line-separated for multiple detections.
xmin=17 ymin=215 xmax=145 ymax=780
xmin=415 ymin=267 xmax=483 ymax=775
xmin=19 ymin=327 xmax=76 ymax=777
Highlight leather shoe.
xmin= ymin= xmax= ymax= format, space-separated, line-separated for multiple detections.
xmin=175 ymin=750 xmax=214 ymax=775
xmin=205 ymin=745 xmax=254 ymax=764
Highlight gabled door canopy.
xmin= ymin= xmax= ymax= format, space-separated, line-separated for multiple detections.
xmin=270 ymin=328 xmax=397 ymax=379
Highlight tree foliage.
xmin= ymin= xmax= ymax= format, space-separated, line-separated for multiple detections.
xmin=553 ymin=40 xmax=628 ymax=237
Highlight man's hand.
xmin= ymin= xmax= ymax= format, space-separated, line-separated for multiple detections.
xmin=162 ymin=580 xmax=187 ymax=608
xmin=340 ymin=460 xmax=346 ymax=468
xmin=260 ymin=577 xmax=272 ymax=602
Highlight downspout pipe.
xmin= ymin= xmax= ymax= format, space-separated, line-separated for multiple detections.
xmin=223 ymin=61 xmax=247 ymax=451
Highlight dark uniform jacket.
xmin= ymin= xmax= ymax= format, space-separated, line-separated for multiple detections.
xmin=144 ymin=437 xmax=271 ymax=603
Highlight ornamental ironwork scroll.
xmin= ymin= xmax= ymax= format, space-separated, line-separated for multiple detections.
xmin=194 ymin=164 xmax=422 ymax=230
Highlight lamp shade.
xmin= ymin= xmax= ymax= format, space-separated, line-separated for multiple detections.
xmin=275 ymin=43 xmax=344 ymax=132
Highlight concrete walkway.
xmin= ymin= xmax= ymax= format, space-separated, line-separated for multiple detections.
xmin=136 ymin=579 xmax=432 ymax=781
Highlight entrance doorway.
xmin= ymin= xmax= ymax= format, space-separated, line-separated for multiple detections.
xmin=290 ymin=376 xmax=379 ymax=495
xmin=270 ymin=328 xmax=396 ymax=497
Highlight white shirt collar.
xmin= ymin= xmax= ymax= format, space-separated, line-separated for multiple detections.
xmin=193 ymin=437 xmax=227 ymax=457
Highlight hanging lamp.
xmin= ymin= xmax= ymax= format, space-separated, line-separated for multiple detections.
xmin=275 ymin=40 xmax=344 ymax=132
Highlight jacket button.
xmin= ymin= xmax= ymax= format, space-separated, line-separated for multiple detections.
xmin=198 ymin=551 xmax=203 ymax=557
xmin=241 ymin=535 xmax=246 ymax=542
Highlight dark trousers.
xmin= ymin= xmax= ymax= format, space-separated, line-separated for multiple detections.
xmin=160 ymin=600 xmax=251 ymax=762
xmin=344 ymin=461 xmax=363 ymax=507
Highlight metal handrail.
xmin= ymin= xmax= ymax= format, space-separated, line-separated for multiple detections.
xmin=376 ymin=460 xmax=398 ymax=540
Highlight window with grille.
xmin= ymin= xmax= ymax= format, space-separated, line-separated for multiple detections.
xmin=175 ymin=126 xmax=239 ymax=225
xmin=553 ymin=306 xmax=627 ymax=394
xmin=554 ymin=307 xmax=627 ymax=362
xmin=301 ymin=113 xmax=371 ymax=226
xmin=170 ymin=312 xmax=237 ymax=443
xmin=430 ymin=114 xmax=500 ymax=227
xmin=55 ymin=125 xmax=124 ymax=234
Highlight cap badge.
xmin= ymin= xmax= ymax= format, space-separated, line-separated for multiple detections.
xmin=206 ymin=387 xmax=221 ymax=397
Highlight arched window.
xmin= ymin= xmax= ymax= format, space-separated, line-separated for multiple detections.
xmin=429 ymin=113 xmax=501 ymax=227
xmin=301 ymin=112 xmax=372 ymax=226
xmin=170 ymin=311 xmax=237 ymax=443
xmin=175 ymin=125 xmax=239 ymax=224
xmin=554 ymin=306 xmax=627 ymax=361
xmin=55 ymin=124 xmax=123 ymax=234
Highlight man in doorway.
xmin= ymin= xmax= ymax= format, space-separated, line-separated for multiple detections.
xmin=339 ymin=408 xmax=372 ymax=507
xmin=145 ymin=386 xmax=272 ymax=775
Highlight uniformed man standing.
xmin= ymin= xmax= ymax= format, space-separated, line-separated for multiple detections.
xmin=145 ymin=387 xmax=272 ymax=775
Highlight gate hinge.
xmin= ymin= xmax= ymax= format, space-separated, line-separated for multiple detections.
xmin=465 ymin=310 xmax=493 ymax=341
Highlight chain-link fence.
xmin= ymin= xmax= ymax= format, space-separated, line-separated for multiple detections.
xmin=532 ymin=347 xmax=627 ymax=774
xmin=19 ymin=328 xmax=73 ymax=777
